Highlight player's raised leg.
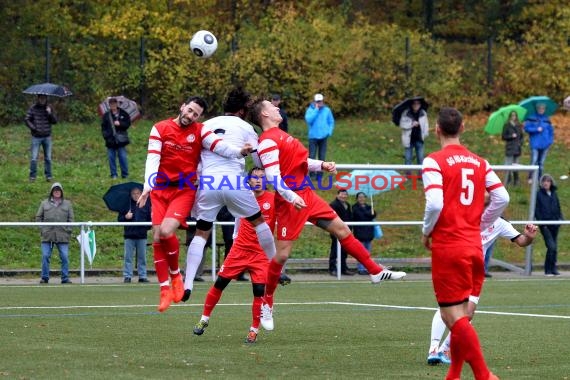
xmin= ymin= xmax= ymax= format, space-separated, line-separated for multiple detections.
xmin=325 ymin=217 xmax=406 ymax=283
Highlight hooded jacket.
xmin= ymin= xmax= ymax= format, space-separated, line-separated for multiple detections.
xmin=35 ymin=182 xmax=74 ymax=243
xmin=535 ymin=174 xmax=563 ymax=221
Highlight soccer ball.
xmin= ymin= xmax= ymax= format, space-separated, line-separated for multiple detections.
xmin=189 ymin=30 xmax=218 ymax=59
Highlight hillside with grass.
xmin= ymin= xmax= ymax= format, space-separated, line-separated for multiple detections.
xmin=1 ymin=113 xmax=569 ymax=272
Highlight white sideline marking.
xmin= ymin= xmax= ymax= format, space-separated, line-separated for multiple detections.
xmin=1 ymin=301 xmax=569 ymax=320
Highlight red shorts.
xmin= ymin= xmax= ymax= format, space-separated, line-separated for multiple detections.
xmin=218 ymin=248 xmax=268 ymax=283
xmin=150 ymin=187 xmax=196 ymax=229
xmin=431 ymin=245 xmax=485 ymax=306
xmin=274 ymin=188 xmax=337 ymax=240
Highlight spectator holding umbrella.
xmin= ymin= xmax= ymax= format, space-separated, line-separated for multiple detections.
xmin=119 ymin=186 xmax=151 ymax=283
xmin=523 ymin=101 xmax=555 ymax=183
xmin=23 ymin=83 xmax=72 ymax=183
xmin=397 ymin=97 xmax=429 ymax=174
xmin=352 ymin=192 xmax=376 ymax=275
xmin=501 ymin=111 xmax=524 ymax=186
xmin=25 ymin=95 xmax=57 ymax=182
xmin=101 ymin=97 xmax=131 ymax=179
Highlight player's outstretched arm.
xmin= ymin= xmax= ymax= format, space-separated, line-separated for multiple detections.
xmin=201 ymin=129 xmax=246 ymax=159
xmin=514 ymin=224 xmax=538 ymax=247
xmin=481 ymin=163 xmax=509 ymax=230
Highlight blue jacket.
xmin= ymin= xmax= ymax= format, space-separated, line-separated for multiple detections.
xmin=304 ymin=103 xmax=335 ymax=139
xmin=524 ymin=113 xmax=554 ymax=150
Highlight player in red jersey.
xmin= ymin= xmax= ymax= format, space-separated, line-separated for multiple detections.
xmin=137 ymin=96 xmax=252 ymax=313
xmin=192 ymin=167 xmax=275 ymax=343
xmin=248 ymin=99 xmax=406 ymax=331
xmin=421 ymin=107 xmax=509 ymax=380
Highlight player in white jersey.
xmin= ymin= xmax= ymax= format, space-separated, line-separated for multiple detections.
xmin=427 ymin=212 xmax=538 ymax=365
xmin=183 ymin=87 xmax=276 ymax=301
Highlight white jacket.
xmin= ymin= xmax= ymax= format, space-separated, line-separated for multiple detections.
xmin=399 ymin=109 xmax=429 ymax=148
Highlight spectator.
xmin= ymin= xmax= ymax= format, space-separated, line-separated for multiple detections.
xmin=329 ymin=189 xmax=354 ymax=276
xmin=270 ymin=94 xmax=288 ymax=132
xmin=119 ymin=186 xmax=151 ymax=283
xmin=399 ymin=98 xmax=429 ymax=172
xmin=524 ymin=103 xmax=554 ymax=183
xmin=352 ymin=192 xmax=376 ymax=275
xmin=535 ymin=174 xmax=563 ymax=276
xmin=502 ymin=111 xmax=524 ymax=186
xmin=35 ymin=182 xmax=74 ymax=284
xmin=304 ymin=93 xmax=335 ymax=163
xmin=25 ymin=94 xmax=57 ymax=182
xmin=101 ymin=97 xmax=131 ymax=179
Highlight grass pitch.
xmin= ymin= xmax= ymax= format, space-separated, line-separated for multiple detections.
xmin=1 ymin=277 xmax=569 ymax=379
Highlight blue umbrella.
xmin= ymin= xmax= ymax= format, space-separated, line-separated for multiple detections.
xmin=23 ymin=82 xmax=73 ymax=98
xmin=336 ymin=169 xmax=404 ymax=208
xmin=336 ymin=169 xmax=403 ymax=204
xmin=103 ymin=182 xmax=143 ymax=213
xmin=519 ymin=96 xmax=558 ymax=118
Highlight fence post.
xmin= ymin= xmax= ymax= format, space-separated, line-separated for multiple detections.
xmin=211 ymin=223 xmax=217 ymax=281
xmin=80 ymin=224 xmax=85 ymax=284
xmin=525 ymin=167 xmax=540 ymax=275
xmin=336 ymin=239 xmax=342 ymax=279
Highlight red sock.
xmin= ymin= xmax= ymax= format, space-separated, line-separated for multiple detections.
xmin=447 ymin=330 xmax=463 ymax=380
xmin=202 ymin=287 xmax=223 ymax=317
xmin=251 ymin=296 xmax=263 ymax=329
xmin=340 ymin=234 xmax=382 ymax=274
xmin=160 ymin=234 xmax=180 ymax=273
xmin=153 ymin=243 xmax=169 ymax=285
xmin=447 ymin=316 xmax=490 ymax=380
xmin=264 ymin=259 xmax=283 ymax=307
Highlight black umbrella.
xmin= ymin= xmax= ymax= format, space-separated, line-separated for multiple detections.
xmin=23 ymin=82 xmax=73 ymax=98
xmin=391 ymin=96 xmax=429 ymax=126
xmin=103 ymin=182 xmax=143 ymax=213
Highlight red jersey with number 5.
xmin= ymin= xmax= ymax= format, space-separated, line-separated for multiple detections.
xmin=422 ymin=144 xmax=502 ymax=247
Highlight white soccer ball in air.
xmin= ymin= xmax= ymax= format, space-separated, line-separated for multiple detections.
xmin=189 ymin=30 xmax=218 ymax=59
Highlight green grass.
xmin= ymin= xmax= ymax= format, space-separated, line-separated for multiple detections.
xmin=0 ymin=116 xmax=568 ymax=270
xmin=1 ymin=278 xmax=569 ymax=379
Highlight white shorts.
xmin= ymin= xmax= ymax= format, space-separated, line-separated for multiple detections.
xmin=193 ymin=178 xmax=260 ymax=222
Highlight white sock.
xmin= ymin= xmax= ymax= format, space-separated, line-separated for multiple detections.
xmin=255 ymin=222 xmax=276 ymax=260
xmin=429 ymin=309 xmax=446 ymax=353
xmin=184 ymin=236 xmax=207 ymax=291
xmin=439 ymin=332 xmax=451 ymax=354
xmin=201 ymin=315 xmax=210 ymax=323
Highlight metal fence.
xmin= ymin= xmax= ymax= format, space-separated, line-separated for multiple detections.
xmin=2 ymin=163 xmax=564 ymax=284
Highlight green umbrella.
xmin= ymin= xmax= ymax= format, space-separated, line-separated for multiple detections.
xmin=484 ymin=104 xmax=527 ymax=135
